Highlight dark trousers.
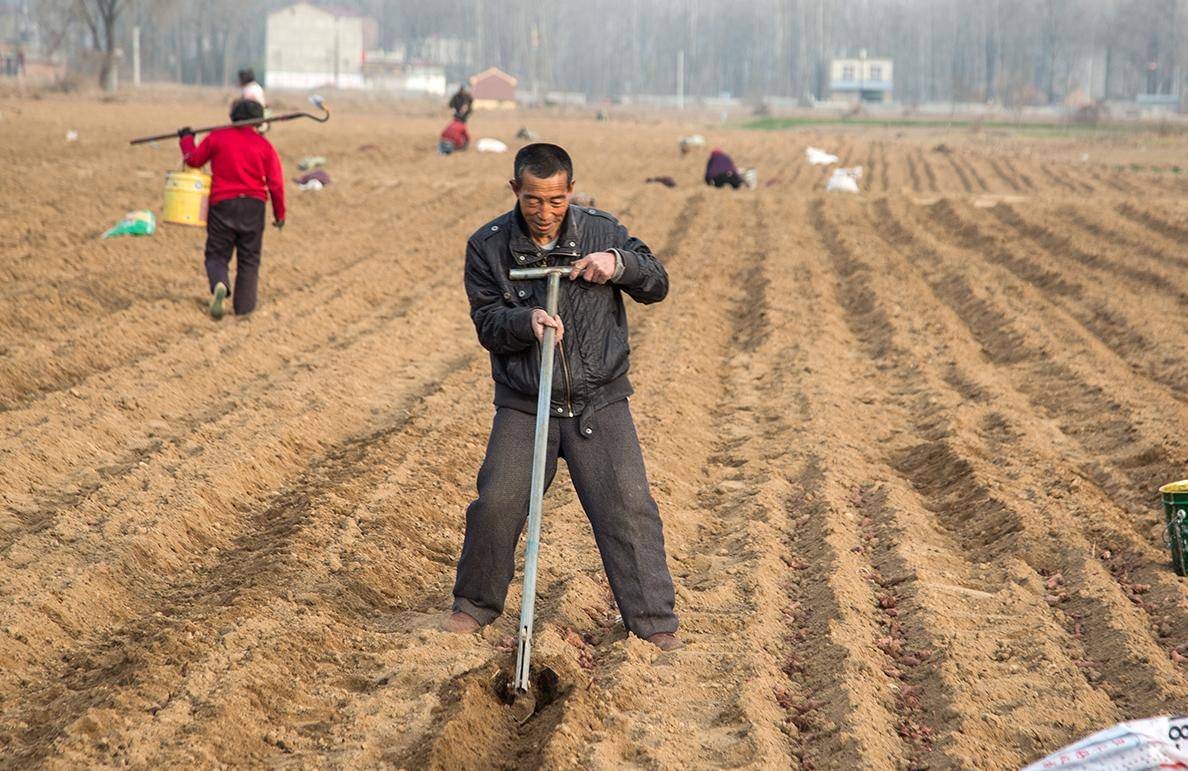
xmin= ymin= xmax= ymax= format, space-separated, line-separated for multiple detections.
xmin=709 ymin=170 xmax=744 ymax=189
xmin=438 ymin=139 xmax=468 ymax=155
xmin=453 ymin=401 xmax=679 ymax=639
xmin=205 ymin=197 xmax=265 ymax=315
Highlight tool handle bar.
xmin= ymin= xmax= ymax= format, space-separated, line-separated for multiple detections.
xmin=509 ymin=266 xmax=573 ymax=280
xmin=129 ymin=108 xmax=330 ymax=146
xmin=512 ymin=270 xmax=563 ymax=695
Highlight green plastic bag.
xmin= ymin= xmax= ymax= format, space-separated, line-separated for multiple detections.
xmin=101 ymin=210 xmax=156 ymax=239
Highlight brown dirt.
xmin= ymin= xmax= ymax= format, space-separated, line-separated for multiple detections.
xmin=2 ymin=88 xmax=1187 ymax=769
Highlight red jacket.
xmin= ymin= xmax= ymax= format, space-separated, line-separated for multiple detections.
xmin=441 ymin=119 xmax=469 ymax=149
xmin=180 ymin=127 xmax=285 ymax=221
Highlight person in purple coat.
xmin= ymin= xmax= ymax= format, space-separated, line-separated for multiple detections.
xmin=704 ymin=148 xmax=745 ymax=189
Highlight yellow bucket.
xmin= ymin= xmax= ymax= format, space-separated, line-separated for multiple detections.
xmin=163 ymin=169 xmax=211 ymax=226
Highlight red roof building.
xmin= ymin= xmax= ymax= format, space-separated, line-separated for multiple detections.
xmin=469 ymin=67 xmax=517 ymax=108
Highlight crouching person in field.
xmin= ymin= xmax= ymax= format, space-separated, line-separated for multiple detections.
xmin=439 ymin=118 xmax=470 ymax=156
xmin=704 ymin=148 xmax=747 ymax=189
xmin=179 ymin=98 xmax=286 ymax=319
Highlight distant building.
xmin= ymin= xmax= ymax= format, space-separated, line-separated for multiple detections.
xmin=362 ymin=50 xmax=447 ymax=96
xmin=397 ymin=63 xmax=447 ymax=96
xmin=266 ymin=3 xmax=378 ymax=90
xmin=470 ymin=67 xmax=518 ymax=109
xmin=828 ymin=56 xmax=893 ymax=103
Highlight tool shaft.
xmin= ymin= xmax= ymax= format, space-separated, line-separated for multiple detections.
xmin=513 ymin=269 xmax=563 ymax=693
xmin=129 ymin=107 xmax=330 ymax=146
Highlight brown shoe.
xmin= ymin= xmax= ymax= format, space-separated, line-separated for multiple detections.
xmin=441 ymin=611 xmax=481 ymax=634
xmin=646 ymin=632 xmax=685 ymax=651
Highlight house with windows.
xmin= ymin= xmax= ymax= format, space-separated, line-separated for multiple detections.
xmin=828 ymin=55 xmax=893 ymax=103
xmin=266 ymin=3 xmax=377 ymax=90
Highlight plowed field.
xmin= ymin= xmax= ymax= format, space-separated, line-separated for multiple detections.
xmin=2 ymin=89 xmax=1187 ymax=769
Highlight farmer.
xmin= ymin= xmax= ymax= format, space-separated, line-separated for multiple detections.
xmin=438 ymin=117 xmax=470 ymax=155
xmin=704 ymin=147 xmax=745 ymax=189
xmin=179 ymin=98 xmax=285 ymax=319
xmin=444 ymin=143 xmax=683 ymax=652
xmin=238 ymin=67 xmax=265 ymax=106
xmin=449 ymin=84 xmax=473 ymax=122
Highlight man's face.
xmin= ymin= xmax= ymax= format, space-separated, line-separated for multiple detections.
xmin=511 ymin=171 xmax=574 ymax=243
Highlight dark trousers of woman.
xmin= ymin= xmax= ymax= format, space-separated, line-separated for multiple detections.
xmin=205 ymin=197 xmax=265 ymax=315
xmin=709 ymin=170 xmax=744 ymax=189
xmin=452 ymin=401 xmax=679 ymax=639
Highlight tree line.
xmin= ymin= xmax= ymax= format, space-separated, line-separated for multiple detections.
xmin=14 ymin=0 xmax=1188 ymax=107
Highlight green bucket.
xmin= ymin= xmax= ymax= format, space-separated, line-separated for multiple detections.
xmin=1160 ymin=480 xmax=1188 ymax=576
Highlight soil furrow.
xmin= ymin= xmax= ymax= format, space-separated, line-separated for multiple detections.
xmin=0 ymin=271 xmax=455 ymax=558
xmin=1060 ymin=205 xmax=1188 ymax=272
xmin=942 ymin=151 xmax=974 ymax=192
xmin=986 ymin=203 xmax=1188 ymax=307
xmin=916 ymin=149 xmax=939 ymax=193
xmin=885 ymin=199 xmax=1188 ymax=535
xmin=1116 ymin=202 xmax=1188 ymax=244
xmin=986 ymin=156 xmax=1024 ymax=192
xmin=906 ymin=151 xmax=923 ymax=192
xmin=1001 ymin=158 xmax=1036 ymax=191
xmin=923 ymin=200 xmax=1188 ymax=400
xmin=0 ymin=181 xmax=506 ymax=412
xmin=859 ymin=198 xmax=1188 ymax=738
xmin=0 ymin=355 xmax=474 ymax=765
xmin=0 ymin=290 xmax=486 ymax=702
xmin=957 ymin=154 xmax=990 ymax=191
xmin=878 ymin=141 xmax=890 ymax=192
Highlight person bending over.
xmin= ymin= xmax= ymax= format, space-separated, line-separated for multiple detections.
xmin=705 ymin=148 xmax=745 ymax=189
xmin=439 ymin=118 xmax=470 ymax=155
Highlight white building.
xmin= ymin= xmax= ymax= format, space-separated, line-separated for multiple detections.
xmin=829 ymin=55 xmax=894 ymax=103
xmin=362 ymin=51 xmax=447 ymax=96
xmin=266 ymin=3 xmax=374 ymax=90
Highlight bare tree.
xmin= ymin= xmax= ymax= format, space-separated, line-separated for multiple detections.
xmin=32 ymin=0 xmax=78 ymax=61
xmin=26 ymin=0 xmax=1187 ymax=110
xmin=76 ymin=0 xmax=124 ymax=91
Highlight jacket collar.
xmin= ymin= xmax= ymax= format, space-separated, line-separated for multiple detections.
xmin=509 ymin=204 xmax=582 ymax=266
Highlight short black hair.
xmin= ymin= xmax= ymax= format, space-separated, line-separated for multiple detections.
xmin=230 ymin=98 xmax=264 ymax=122
xmin=514 ymin=143 xmax=573 ymax=184
xmin=238 ymin=68 xmax=255 ymax=86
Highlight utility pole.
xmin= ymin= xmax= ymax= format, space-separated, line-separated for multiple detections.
xmin=132 ymin=25 xmax=140 ymax=87
xmin=1178 ymin=0 xmax=1188 ymax=112
xmin=534 ymin=11 xmax=544 ymax=103
xmin=859 ymin=47 xmax=866 ymax=104
xmin=475 ymin=0 xmax=484 ymax=68
xmin=677 ymin=49 xmax=685 ymax=109
xmin=816 ymin=0 xmax=824 ymax=100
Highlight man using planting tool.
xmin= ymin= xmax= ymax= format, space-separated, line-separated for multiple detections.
xmin=444 ymin=143 xmax=683 ymax=652
xmin=179 ymin=98 xmax=285 ymax=319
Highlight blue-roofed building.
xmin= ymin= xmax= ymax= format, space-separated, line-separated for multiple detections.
xmin=829 ymin=55 xmax=893 ymax=104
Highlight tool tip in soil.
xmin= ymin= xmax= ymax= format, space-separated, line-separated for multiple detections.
xmin=492 ymin=664 xmax=561 ymax=724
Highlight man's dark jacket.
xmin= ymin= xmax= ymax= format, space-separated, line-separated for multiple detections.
xmin=464 ymin=204 xmax=668 ymax=433
xmin=449 ymin=89 xmax=473 ymax=120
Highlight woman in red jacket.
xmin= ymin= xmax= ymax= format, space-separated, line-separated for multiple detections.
xmin=179 ymin=99 xmax=285 ymax=319
xmin=438 ymin=118 xmax=470 ymax=155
